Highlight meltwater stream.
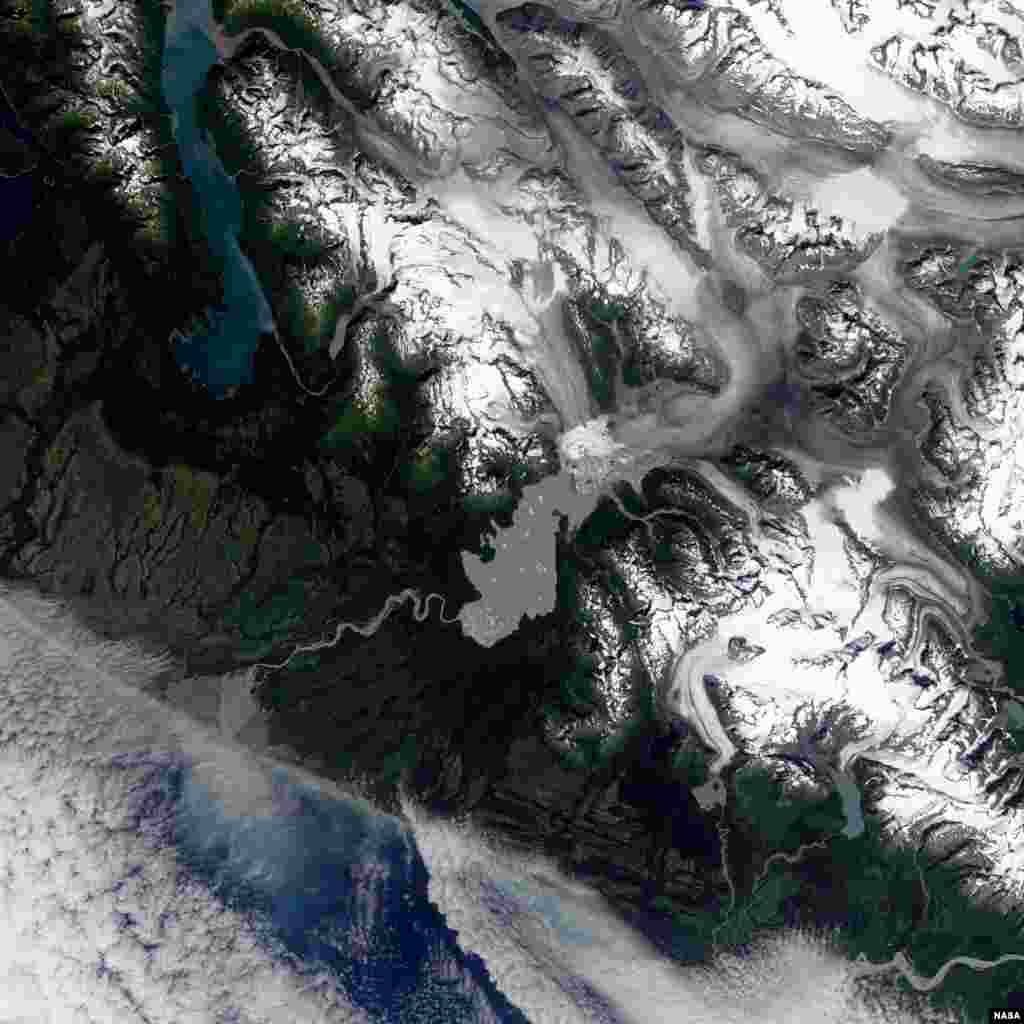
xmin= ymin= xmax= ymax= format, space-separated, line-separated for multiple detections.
xmin=25 ymin=2 xmax=1004 ymax=1020
xmin=0 ymin=582 xmax=530 ymax=1023
xmin=161 ymin=0 xmax=276 ymax=398
xmin=0 ymin=579 xmax=987 ymax=1024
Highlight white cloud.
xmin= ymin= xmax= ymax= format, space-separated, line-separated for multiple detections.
xmin=405 ymin=800 xmax=959 ymax=1024
xmin=0 ymin=583 xmax=374 ymax=1024
xmin=0 ymin=583 xmax=512 ymax=1023
xmin=0 ymin=581 xmax=961 ymax=1024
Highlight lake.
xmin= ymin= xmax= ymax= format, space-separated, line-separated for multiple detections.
xmin=161 ymin=1 xmax=276 ymax=398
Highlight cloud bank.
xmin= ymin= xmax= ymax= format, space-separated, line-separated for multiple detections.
xmin=0 ymin=581 xmax=958 ymax=1023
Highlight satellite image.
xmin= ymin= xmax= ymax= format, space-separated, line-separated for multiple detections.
xmin=4 ymin=0 xmax=1024 ymax=1019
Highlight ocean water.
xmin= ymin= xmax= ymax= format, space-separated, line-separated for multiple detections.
xmin=0 ymin=581 xmax=958 ymax=1024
